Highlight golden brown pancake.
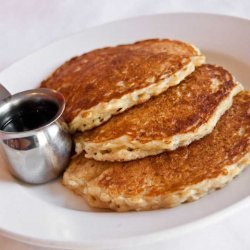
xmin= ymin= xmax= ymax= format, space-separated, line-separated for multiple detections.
xmin=40 ymin=39 xmax=205 ymax=132
xmin=63 ymin=91 xmax=250 ymax=211
xmin=75 ymin=64 xmax=243 ymax=161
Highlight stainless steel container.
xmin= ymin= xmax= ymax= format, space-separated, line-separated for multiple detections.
xmin=0 ymin=85 xmax=72 ymax=184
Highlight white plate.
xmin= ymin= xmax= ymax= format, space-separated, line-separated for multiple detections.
xmin=0 ymin=13 xmax=250 ymax=250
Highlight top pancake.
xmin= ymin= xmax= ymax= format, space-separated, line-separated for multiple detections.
xmin=63 ymin=91 xmax=250 ymax=211
xmin=75 ymin=64 xmax=243 ymax=161
xmin=40 ymin=39 xmax=205 ymax=132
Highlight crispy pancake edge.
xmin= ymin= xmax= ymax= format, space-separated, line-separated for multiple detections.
xmin=75 ymin=73 xmax=243 ymax=161
xmin=69 ymin=57 xmax=201 ymax=132
xmin=64 ymin=154 xmax=250 ymax=211
xmin=63 ymin=92 xmax=250 ymax=211
xmin=41 ymin=39 xmax=205 ymax=132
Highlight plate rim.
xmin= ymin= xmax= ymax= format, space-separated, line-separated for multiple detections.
xmin=0 ymin=196 xmax=250 ymax=250
xmin=1 ymin=11 xmax=249 ymax=74
xmin=0 ymin=196 xmax=249 ymax=249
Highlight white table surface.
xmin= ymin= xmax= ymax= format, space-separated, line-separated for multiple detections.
xmin=0 ymin=0 xmax=250 ymax=249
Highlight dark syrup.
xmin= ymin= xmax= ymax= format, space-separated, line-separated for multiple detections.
xmin=1 ymin=100 xmax=58 ymax=132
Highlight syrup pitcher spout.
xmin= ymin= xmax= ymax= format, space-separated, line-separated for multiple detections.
xmin=0 ymin=84 xmax=11 ymax=101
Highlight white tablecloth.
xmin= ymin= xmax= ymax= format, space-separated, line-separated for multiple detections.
xmin=0 ymin=0 xmax=250 ymax=249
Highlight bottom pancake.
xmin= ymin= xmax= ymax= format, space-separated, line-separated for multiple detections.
xmin=63 ymin=92 xmax=250 ymax=212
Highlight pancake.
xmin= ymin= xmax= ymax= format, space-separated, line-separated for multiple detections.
xmin=63 ymin=91 xmax=250 ymax=212
xmin=40 ymin=39 xmax=205 ymax=132
xmin=75 ymin=64 xmax=243 ymax=161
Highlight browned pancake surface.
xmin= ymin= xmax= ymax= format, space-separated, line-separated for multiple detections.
xmin=40 ymin=39 xmax=200 ymax=123
xmin=65 ymin=91 xmax=250 ymax=198
xmin=80 ymin=64 xmax=238 ymax=143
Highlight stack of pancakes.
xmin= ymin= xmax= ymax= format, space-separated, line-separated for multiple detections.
xmin=41 ymin=39 xmax=250 ymax=212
